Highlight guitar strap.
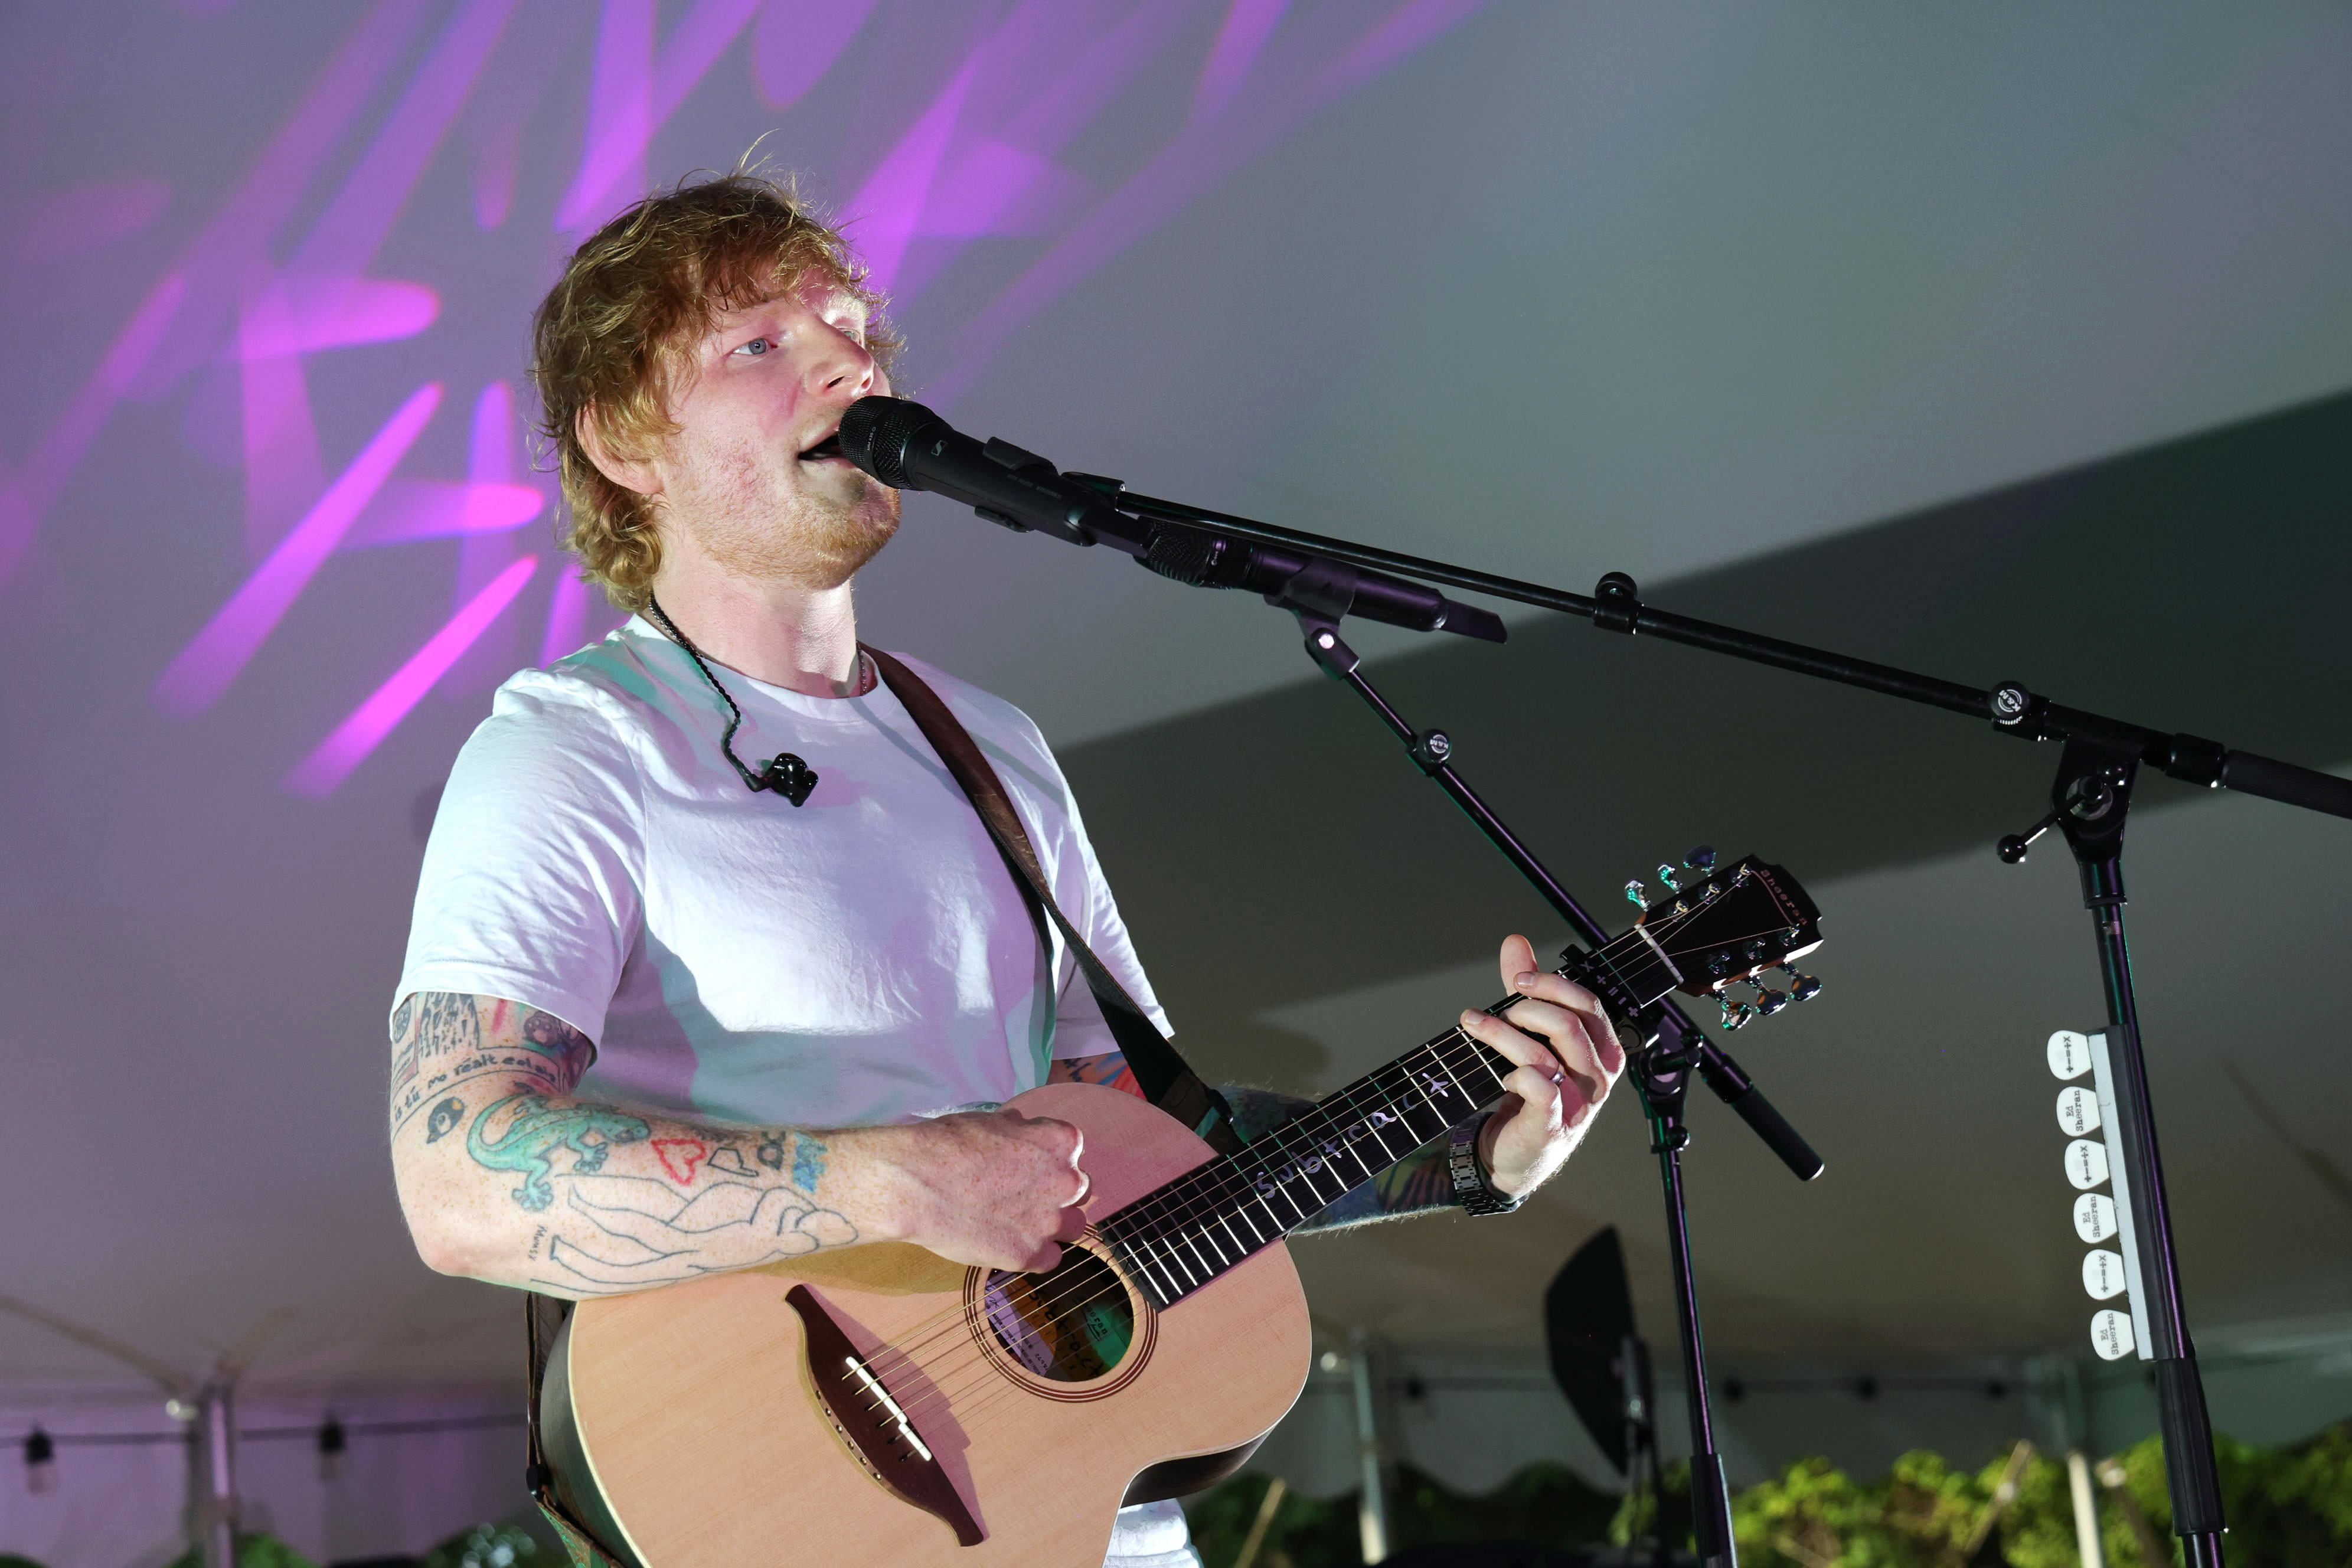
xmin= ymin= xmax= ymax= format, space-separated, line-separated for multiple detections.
xmin=864 ymin=645 xmax=1243 ymax=1157
xmin=524 ymin=646 xmax=1246 ymax=1568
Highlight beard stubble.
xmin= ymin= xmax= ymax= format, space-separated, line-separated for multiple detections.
xmin=667 ymin=436 xmax=901 ymax=590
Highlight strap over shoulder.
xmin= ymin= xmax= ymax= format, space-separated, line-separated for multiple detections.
xmin=864 ymin=647 xmax=1242 ymax=1155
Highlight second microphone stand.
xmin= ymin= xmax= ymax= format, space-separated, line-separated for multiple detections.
xmin=1270 ymin=559 xmax=1820 ymax=1568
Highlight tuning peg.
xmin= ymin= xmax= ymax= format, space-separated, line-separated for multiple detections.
xmin=1719 ymin=997 xmax=1756 ymax=1031
xmin=1624 ymin=879 xmax=1648 ymax=908
xmin=1654 ymin=864 xmax=1681 ymax=893
xmin=1684 ymin=845 xmax=1716 ymax=872
xmin=1750 ymin=979 xmax=1791 ymax=1017
xmin=1781 ymin=967 xmax=1822 ymax=1002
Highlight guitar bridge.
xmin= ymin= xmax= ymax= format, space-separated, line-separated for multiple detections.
xmin=843 ymin=1350 xmax=932 ymax=1461
xmin=786 ymin=1285 xmax=982 ymax=1546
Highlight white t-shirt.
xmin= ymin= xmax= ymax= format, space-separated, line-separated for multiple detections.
xmin=397 ymin=618 xmax=1201 ymax=1568
xmin=397 ymin=616 xmax=1168 ymax=1127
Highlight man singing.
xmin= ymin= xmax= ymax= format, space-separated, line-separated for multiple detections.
xmin=390 ymin=169 xmax=1623 ymax=1568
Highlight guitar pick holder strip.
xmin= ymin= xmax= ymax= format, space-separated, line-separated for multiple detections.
xmin=1068 ymin=482 xmax=2352 ymax=1568
xmin=2048 ymin=1028 xmax=2155 ymax=1364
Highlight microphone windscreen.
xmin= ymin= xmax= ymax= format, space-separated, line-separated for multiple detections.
xmin=837 ymin=395 xmax=942 ymax=490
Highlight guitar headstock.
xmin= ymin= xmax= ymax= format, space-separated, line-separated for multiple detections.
xmin=1626 ymin=852 xmax=1823 ymax=1031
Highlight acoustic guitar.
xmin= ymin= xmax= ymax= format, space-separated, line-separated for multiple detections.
xmin=544 ymin=855 xmax=1822 ymax=1565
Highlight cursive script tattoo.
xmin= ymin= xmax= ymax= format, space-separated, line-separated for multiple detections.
xmin=391 ymin=995 xmax=594 ymax=1134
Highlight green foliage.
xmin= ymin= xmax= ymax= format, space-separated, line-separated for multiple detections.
xmin=1183 ymin=1421 xmax=2352 ymax=1567
xmin=420 ymin=1521 xmax=543 ymax=1568
xmin=1732 ymin=1423 xmax=2352 ymax=1568
xmin=161 ymin=1534 xmax=319 ymax=1568
xmin=1185 ymin=1461 xmax=1616 ymax=1567
xmin=0 ymin=1554 xmax=53 ymax=1568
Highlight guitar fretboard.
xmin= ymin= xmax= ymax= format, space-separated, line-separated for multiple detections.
xmin=1099 ymin=925 xmax=1680 ymax=1309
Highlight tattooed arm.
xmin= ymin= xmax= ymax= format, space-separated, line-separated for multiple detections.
xmin=390 ymin=993 xmax=1089 ymax=1299
xmin=1044 ymin=1054 xmax=1459 ymax=1230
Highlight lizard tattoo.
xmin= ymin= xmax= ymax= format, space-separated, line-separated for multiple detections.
xmin=468 ymin=1093 xmax=651 ymax=1211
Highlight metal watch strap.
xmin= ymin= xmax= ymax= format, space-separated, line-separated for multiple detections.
xmin=1448 ymin=1114 xmax=1524 ymax=1216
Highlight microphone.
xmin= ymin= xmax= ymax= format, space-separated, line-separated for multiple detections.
xmin=838 ymin=395 xmax=1505 ymax=643
xmin=835 ymin=395 xmax=1148 ymax=554
xmin=1129 ymin=516 xmax=1506 ymax=643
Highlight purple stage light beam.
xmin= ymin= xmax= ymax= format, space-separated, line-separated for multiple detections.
xmin=285 ymin=0 xmax=520 ymax=280
xmin=1195 ymin=0 xmax=1292 ymax=118
xmin=2 ymin=2 xmax=434 ymax=586
xmin=557 ymin=0 xmax=766 ymax=233
xmin=285 ymin=554 xmax=540 ymax=798
xmin=844 ymin=56 xmax=979 ymax=292
xmin=927 ymin=0 xmax=1495 ymax=407
xmin=153 ymin=382 xmax=443 ymax=720
xmin=557 ymin=0 xmax=654 ymax=235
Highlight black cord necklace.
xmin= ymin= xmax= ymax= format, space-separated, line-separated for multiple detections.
xmin=642 ymin=594 xmax=827 ymax=806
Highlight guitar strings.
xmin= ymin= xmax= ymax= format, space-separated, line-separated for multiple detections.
xmin=864 ymin=1041 xmax=1518 ymax=1447
xmin=847 ymin=1004 xmax=1535 ymax=1390
xmin=851 ymin=1026 xmax=1514 ymax=1436
xmin=851 ymin=1018 xmax=1511 ymax=1396
xmin=858 ymin=1027 xmax=1523 ymax=1435
xmin=841 ymin=898 xmax=1805 ymax=1435
xmin=843 ymin=899 xmax=1808 ymax=1439
xmin=848 ymin=896 xmax=1801 ymax=1420
xmin=856 ymin=1030 xmax=1495 ymax=1420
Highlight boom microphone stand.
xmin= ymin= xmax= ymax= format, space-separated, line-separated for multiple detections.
xmin=1226 ymin=554 xmax=1821 ymax=1568
xmin=1074 ymin=485 xmax=2352 ymax=1568
xmin=840 ymin=396 xmax=2352 ymax=1568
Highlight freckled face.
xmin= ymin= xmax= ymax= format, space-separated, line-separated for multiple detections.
xmin=647 ymin=276 xmax=900 ymax=589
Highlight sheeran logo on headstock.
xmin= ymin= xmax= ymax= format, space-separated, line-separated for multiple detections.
xmin=1606 ymin=845 xmax=1824 ymax=1032
xmin=549 ymin=852 xmax=1825 ymax=1567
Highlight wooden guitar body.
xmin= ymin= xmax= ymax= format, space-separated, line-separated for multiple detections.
xmin=548 ymin=1083 xmax=1313 ymax=1566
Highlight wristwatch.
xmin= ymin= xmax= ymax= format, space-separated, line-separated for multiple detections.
xmin=1448 ymin=1114 xmax=1526 ymax=1216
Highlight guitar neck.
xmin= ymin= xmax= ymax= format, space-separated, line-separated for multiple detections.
xmin=1099 ymin=925 xmax=1677 ymax=1310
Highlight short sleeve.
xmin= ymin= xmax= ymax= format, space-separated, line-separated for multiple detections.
xmin=394 ymin=677 xmax=645 ymax=1042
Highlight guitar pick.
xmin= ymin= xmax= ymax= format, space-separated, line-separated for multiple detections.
xmin=2082 ymin=1248 xmax=2128 ymax=1301
xmin=2090 ymin=1308 xmax=2136 ymax=1361
xmin=2056 ymin=1085 xmax=2101 ymax=1137
xmin=2064 ymin=1138 xmax=2111 ymax=1191
xmin=2074 ymin=1192 xmax=2118 ymax=1244
xmin=2047 ymin=1030 xmax=2092 ymax=1081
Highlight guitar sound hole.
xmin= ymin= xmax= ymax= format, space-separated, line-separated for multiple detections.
xmin=980 ymin=1249 xmax=1133 ymax=1383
